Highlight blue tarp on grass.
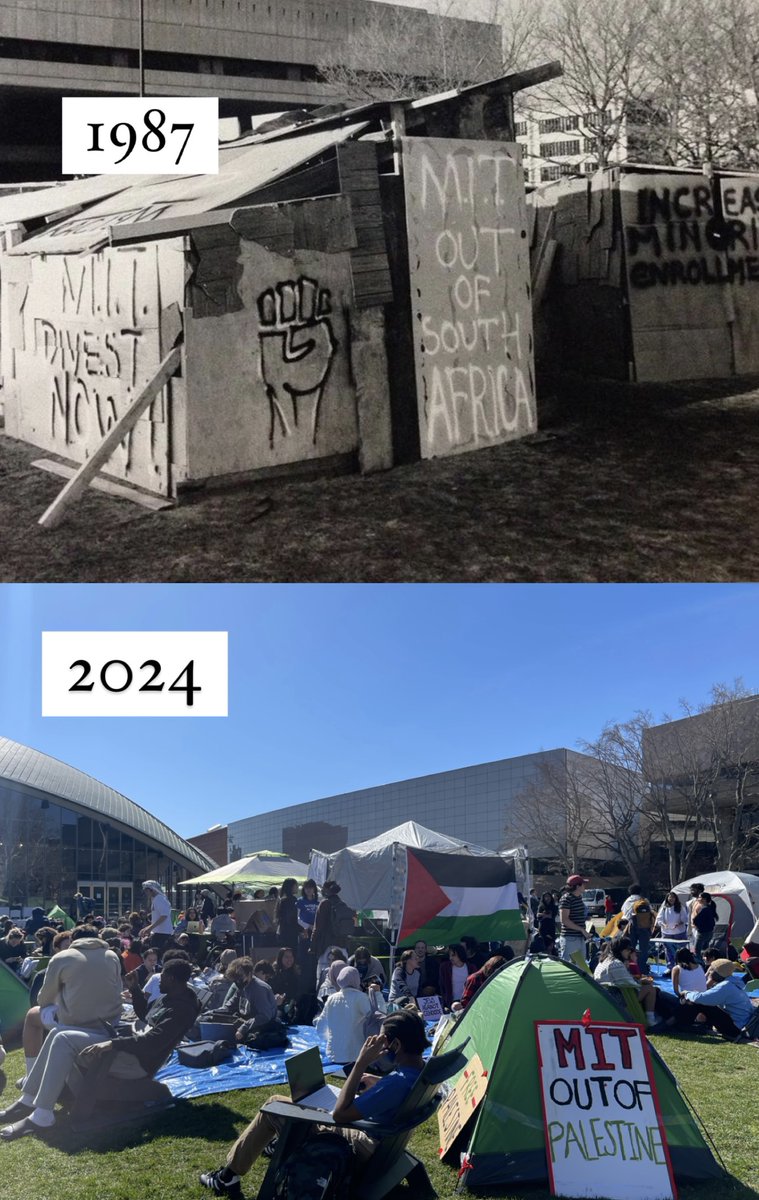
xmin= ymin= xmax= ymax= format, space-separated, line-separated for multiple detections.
xmin=155 ymin=1026 xmax=342 ymax=1099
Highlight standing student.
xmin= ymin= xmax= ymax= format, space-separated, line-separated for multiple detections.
xmin=140 ymin=881 xmax=174 ymax=952
xmin=655 ymin=892 xmax=688 ymax=969
xmin=557 ymin=875 xmax=591 ymax=962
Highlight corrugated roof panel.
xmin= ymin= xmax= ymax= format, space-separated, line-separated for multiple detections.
xmin=13 ymin=123 xmax=369 ymax=256
xmin=0 ymin=736 xmax=213 ymax=873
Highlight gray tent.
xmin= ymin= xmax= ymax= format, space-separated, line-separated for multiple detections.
xmin=309 ymin=820 xmax=528 ymax=931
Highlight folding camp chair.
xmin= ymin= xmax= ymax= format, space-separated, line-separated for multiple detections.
xmin=255 ymin=1040 xmax=470 ymax=1200
xmin=570 ymin=950 xmax=591 ymax=974
xmin=617 ymin=985 xmax=647 ymax=1026
xmin=67 ymin=1048 xmax=175 ymax=1133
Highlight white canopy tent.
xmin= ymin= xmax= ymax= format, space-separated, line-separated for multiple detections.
xmin=309 ymin=820 xmax=529 ymax=930
xmin=672 ymin=870 xmax=759 ymax=941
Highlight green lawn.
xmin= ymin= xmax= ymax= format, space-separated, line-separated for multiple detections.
xmin=0 ymin=1035 xmax=756 ymax=1200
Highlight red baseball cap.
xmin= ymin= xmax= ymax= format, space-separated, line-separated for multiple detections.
xmin=567 ymin=874 xmax=589 ymax=887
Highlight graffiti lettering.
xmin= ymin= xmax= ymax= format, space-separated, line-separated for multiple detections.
xmin=628 ymin=180 xmax=759 ymax=290
xmin=11 ymin=249 xmax=169 ymax=488
xmin=406 ymin=139 xmax=536 ymax=458
xmin=257 ymin=277 xmax=337 ymax=447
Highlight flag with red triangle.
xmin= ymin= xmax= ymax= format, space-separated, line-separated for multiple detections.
xmin=398 ymin=848 xmax=522 ymax=945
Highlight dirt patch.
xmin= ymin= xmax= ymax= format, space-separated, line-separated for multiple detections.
xmin=3 ymin=375 xmax=759 ymax=582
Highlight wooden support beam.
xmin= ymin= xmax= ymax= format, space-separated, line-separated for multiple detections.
xmin=38 ymin=345 xmax=181 ymax=530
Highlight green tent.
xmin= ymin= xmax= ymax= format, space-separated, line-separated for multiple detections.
xmin=47 ymin=904 xmax=75 ymax=930
xmin=0 ymin=961 xmax=29 ymax=1040
xmin=439 ymin=956 xmax=723 ymax=1190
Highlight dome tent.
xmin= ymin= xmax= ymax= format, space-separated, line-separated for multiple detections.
xmin=436 ymin=956 xmax=722 ymax=1192
xmin=672 ymin=871 xmax=759 ymax=941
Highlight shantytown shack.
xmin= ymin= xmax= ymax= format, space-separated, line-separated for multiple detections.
xmin=529 ymin=163 xmax=759 ymax=383
xmin=0 ymin=64 xmax=560 ymax=519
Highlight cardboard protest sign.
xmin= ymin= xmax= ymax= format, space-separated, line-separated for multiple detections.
xmin=535 ymin=1020 xmax=676 ymax=1200
xmin=437 ymin=1051 xmax=488 ymax=1158
xmin=417 ymin=994 xmax=444 ymax=1021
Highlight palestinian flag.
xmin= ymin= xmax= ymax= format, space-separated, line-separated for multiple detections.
xmin=398 ymin=848 xmax=523 ymax=946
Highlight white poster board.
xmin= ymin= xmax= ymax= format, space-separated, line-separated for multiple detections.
xmin=535 ymin=1020 xmax=676 ymax=1200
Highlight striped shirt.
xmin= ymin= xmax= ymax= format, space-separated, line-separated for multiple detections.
xmin=559 ymin=891 xmax=587 ymax=935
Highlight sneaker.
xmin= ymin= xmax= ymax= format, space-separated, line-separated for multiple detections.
xmin=199 ymin=1168 xmax=244 ymax=1199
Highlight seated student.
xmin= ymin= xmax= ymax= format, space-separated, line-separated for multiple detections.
xmin=593 ymin=936 xmax=678 ymax=1027
xmin=199 ymin=1010 xmax=428 ymax=1199
xmin=439 ymin=944 xmax=474 ymax=1012
xmin=201 ymin=949 xmax=239 ymax=1010
xmin=453 ymin=955 xmax=506 ymax=1011
xmin=135 ymin=946 xmax=160 ymax=989
xmin=680 ymin=959 xmax=754 ymax=1040
xmin=270 ymin=947 xmax=300 ymax=1003
xmin=0 ymin=929 xmax=25 ymax=974
xmin=210 ymin=908 xmax=237 ymax=942
xmin=0 ymin=959 xmax=200 ymax=1140
xmin=671 ymin=947 xmax=707 ymax=997
xmin=460 ymin=935 xmax=486 ymax=971
xmin=15 ymin=924 xmax=123 ymax=1092
xmin=388 ymin=950 xmax=421 ymax=1004
xmin=314 ymin=965 xmax=374 ymax=1064
xmin=348 ymin=946 xmax=386 ymax=989
xmin=120 ymin=936 xmax=143 ymax=975
xmin=218 ymin=956 xmax=279 ymax=1032
xmin=32 ymin=927 xmax=57 ymax=959
xmin=411 ymin=940 xmax=439 ymax=996
xmin=143 ymin=948 xmax=192 ymax=1006
xmin=317 ymin=949 xmax=347 ymax=1005
xmin=175 ymin=907 xmax=206 ymax=936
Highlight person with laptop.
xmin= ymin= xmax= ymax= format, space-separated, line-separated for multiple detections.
xmin=199 ymin=1009 xmax=428 ymax=1199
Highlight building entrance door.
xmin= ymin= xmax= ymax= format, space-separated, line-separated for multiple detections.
xmin=78 ymin=881 xmax=133 ymax=921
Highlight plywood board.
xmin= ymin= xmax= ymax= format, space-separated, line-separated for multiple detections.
xmin=620 ymin=172 xmax=735 ymax=380
xmin=403 ymin=137 xmax=536 ymax=460
xmin=2 ymin=239 xmax=185 ymax=495
xmin=183 ymin=241 xmax=359 ymax=480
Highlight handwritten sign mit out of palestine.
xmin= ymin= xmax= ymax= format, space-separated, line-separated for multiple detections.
xmin=535 ymin=1021 xmax=676 ymax=1200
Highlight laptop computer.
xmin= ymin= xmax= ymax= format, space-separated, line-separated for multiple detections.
xmin=285 ymin=1046 xmax=343 ymax=1111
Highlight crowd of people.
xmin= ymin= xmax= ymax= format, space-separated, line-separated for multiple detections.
xmin=0 ymin=869 xmax=756 ymax=1191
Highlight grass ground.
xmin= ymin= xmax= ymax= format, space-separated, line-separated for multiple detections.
xmin=0 ymin=1033 xmax=756 ymax=1200
xmin=3 ymin=374 xmax=759 ymax=582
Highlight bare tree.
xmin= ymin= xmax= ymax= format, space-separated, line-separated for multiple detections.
xmin=643 ymin=0 xmax=759 ymax=167
xmin=317 ymin=0 xmax=528 ymax=103
xmin=520 ymin=0 xmax=655 ymax=168
xmin=673 ymin=682 xmax=759 ymax=870
xmin=510 ymin=755 xmax=598 ymax=877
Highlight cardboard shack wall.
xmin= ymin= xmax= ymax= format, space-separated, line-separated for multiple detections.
xmin=530 ymin=165 xmax=759 ymax=383
xmin=309 ymin=820 xmax=528 ymax=939
xmin=441 ymin=956 xmax=722 ymax=1191
xmin=1 ymin=143 xmax=394 ymax=495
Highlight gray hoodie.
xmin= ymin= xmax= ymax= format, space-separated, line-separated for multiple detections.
xmin=38 ymin=937 xmax=123 ymax=1028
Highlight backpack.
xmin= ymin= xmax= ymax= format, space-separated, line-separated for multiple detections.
xmin=632 ymin=899 xmax=655 ymax=930
xmin=176 ymin=1039 xmax=235 ymax=1068
xmin=363 ymin=989 xmax=386 ymax=1038
xmin=237 ymin=1017 xmax=289 ymax=1050
xmin=272 ymin=1132 xmax=355 ymax=1200
xmin=329 ymin=897 xmax=356 ymax=947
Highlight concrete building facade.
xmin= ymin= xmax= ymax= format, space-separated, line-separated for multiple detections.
xmin=0 ymin=0 xmax=500 ymax=178
xmin=226 ymin=749 xmax=594 ymax=866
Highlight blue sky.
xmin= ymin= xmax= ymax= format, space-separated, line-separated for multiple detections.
xmin=0 ymin=583 xmax=756 ymax=840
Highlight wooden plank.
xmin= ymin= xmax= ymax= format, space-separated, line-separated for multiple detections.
xmin=336 ymin=142 xmax=393 ymax=308
xmin=38 ymin=346 xmax=182 ymax=530
xmin=32 ymin=460 xmax=174 ymax=511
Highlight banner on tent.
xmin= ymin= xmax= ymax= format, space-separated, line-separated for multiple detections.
xmin=398 ymin=848 xmax=522 ymax=944
xmin=436 ymin=1051 xmax=489 ymax=1158
xmin=535 ymin=1020 xmax=676 ymax=1200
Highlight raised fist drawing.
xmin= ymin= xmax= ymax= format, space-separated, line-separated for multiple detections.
xmin=257 ymin=277 xmax=338 ymax=446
